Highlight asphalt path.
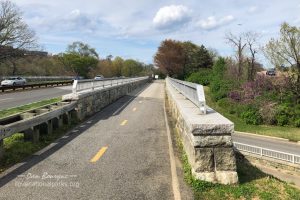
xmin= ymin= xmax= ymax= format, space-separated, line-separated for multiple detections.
xmin=0 ymin=86 xmax=72 ymax=110
xmin=0 ymin=81 xmax=178 ymax=200
xmin=232 ymin=132 xmax=300 ymax=155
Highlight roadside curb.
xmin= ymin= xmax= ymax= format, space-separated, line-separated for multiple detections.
xmin=234 ymin=131 xmax=291 ymax=142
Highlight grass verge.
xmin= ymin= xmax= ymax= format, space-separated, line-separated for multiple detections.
xmin=204 ymin=87 xmax=300 ymax=142
xmin=165 ymin=100 xmax=300 ymax=200
xmin=0 ymin=97 xmax=61 ymax=119
xmin=0 ymin=119 xmax=77 ymax=174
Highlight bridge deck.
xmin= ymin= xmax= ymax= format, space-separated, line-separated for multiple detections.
xmin=0 ymin=81 xmax=180 ymax=200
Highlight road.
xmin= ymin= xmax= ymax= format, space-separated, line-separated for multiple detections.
xmin=0 ymin=81 xmax=186 ymax=200
xmin=232 ymin=132 xmax=300 ymax=155
xmin=0 ymin=86 xmax=72 ymax=110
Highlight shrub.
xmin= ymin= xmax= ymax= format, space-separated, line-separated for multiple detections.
xmin=275 ymin=104 xmax=292 ymax=126
xmin=185 ymin=69 xmax=212 ymax=86
xmin=241 ymin=107 xmax=263 ymax=125
xmin=210 ymin=79 xmax=232 ymax=101
xmin=259 ymin=103 xmax=277 ymax=125
xmin=294 ymin=119 xmax=300 ymax=127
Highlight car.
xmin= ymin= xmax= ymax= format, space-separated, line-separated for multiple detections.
xmin=266 ymin=69 xmax=276 ymax=76
xmin=94 ymin=75 xmax=104 ymax=80
xmin=1 ymin=77 xmax=26 ymax=86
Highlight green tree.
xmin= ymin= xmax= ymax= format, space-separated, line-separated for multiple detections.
xmin=264 ymin=22 xmax=300 ymax=97
xmin=67 ymin=41 xmax=98 ymax=58
xmin=58 ymin=42 xmax=99 ymax=78
xmin=210 ymin=58 xmax=233 ymax=100
xmin=112 ymin=56 xmax=124 ymax=77
xmin=181 ymin=41 xmax=213 ymax=77
xmin=122 ymin=59 xmax=143 ymax=77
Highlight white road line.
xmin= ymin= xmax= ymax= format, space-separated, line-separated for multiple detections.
xmin=0 ymin=98 xmax=13 ymax=101
xmin=163 ymin=96 xmax=181 ymax=200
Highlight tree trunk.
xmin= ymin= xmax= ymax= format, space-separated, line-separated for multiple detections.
xmin=12 ymin=61 xmax=17 ymax=76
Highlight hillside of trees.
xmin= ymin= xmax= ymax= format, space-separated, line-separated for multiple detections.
xmin=0 ymin=41 xmax=154 ymax=78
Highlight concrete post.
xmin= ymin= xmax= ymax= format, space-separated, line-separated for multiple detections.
xmin=0 ymin=139 xmax=4 ymax=159
xmin=63 ymin=112 xmax=71 ymax=126
xmin=58 ymin=116 xmax=63 ymax=127
xmin=24 ymin=127 xmax=40 ymax=143
xmin=47 ymin=119 xmax=53 ymax=135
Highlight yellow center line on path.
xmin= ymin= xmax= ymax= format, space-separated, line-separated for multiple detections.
xmin=90 ymin=147 xmax=108 ymax=163
xmin=133 ymin=107 xmax=137 ymax=112
xmin=120 ymin=120 xmax=128 ymax=126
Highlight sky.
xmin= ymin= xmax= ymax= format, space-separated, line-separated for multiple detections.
xmin=12 ymin=0 xmax=300 ymax=66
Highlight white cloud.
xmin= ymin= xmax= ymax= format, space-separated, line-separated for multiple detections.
xmin=198 ymin=15 xmax=234 ymax=30
xmin=153 ymin=5 xmax=191 ymax=30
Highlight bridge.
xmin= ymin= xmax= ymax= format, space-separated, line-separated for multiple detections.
xmin=0 ymin=77 xmax=299 ymax=199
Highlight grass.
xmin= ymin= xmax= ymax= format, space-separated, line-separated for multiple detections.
xmin=0 ymin=97 xmax=61 ymax=119
xmin=0 ymin=121 xmax=76 ymax=174
xmin=204 ymin=86 xmax=300 ymax=142
xmin=166 ymin=104 xmax=300 ymax=200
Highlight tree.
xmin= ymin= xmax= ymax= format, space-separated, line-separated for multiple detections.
xmin=264 ymin=22 xmax=300 ymax=97
xmin=0 ymin=0 xmax=38 ymax=74
xmin=58 ymin=42 xmax=99 ymax=78
xmin=245 ymin=32 xmax=260 ymax=81
xmin=122 ymin=59 xmax=143 ymax=77
xmin=181 ymin=41 xmax=213 ymax=77
xmin=67 ymin=41 xmax=98 ymax=58
xmin=112 ymin=56 xmax=124 ymax=76
xmin=154 ymin=39 xmax=185 ymax=78
xmin=225 ymin=32 xmax=247 ymax=80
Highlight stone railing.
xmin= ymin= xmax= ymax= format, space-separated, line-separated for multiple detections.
xmin=166 ymin=77 xmax=238 ymax=184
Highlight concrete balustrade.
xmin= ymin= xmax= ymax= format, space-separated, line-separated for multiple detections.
xmin=166 ymin=79 xmax=238 ymax=184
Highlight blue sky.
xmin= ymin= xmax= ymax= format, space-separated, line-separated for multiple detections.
xmin=12 ymin=0 xmax=300 ymax=65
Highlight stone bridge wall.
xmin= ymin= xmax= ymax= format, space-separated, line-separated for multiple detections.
xmin=63 ymin=78 xmax=149 ymax=120
xmin=166 ymin=80 xmax=238 ymax=184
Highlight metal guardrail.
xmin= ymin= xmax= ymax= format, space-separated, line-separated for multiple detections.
xmin=233 ymin=142 xmax=300 ymax=165
xmin=0 ymin=76 xmax=80 ymax=81
xmin=0 ymin=80 xmax=73 ymax=92
xmin=72 ymin=77 xmax=149 ymax=94
xmin=167 ymin=77 xmax=206 ymax=114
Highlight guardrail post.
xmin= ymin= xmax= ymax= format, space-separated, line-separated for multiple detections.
xmin=292 ymin=155 xmax=295 ymax=164
xmin=72 ymin=80 xmax=78 ymax=95
xmin=196 ymin=85 xmax=206 ymax=115
xmin=91 ymin=81 xmax=94 ymax=91
xmin=260 ymin=147 xmax=263 ymax=157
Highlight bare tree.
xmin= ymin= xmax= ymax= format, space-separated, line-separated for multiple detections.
xmin=0 ymin=0 xmax=37 ymax=74
xmin=245 ymin=32 xmax=260 ymax=81
xmin=225 ymin=32 xmax=247 ymax=80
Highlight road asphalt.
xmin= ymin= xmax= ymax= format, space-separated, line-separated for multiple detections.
xmin=232 ymin=132 xmax=300 ymax=155
xmin=0 ymin=81 xmax=184 ymax=200
xmin=0 ymin=86 xmax=72 ymax=110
